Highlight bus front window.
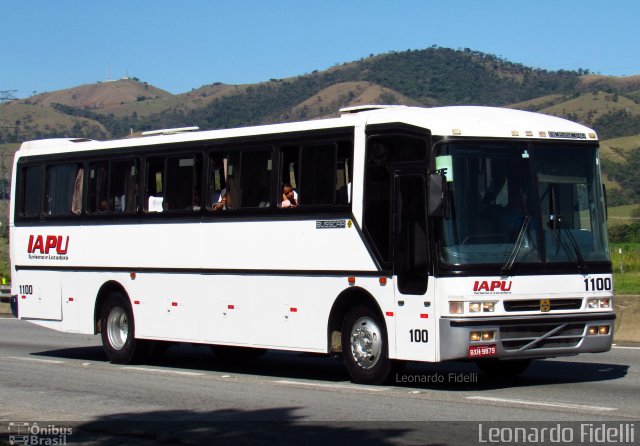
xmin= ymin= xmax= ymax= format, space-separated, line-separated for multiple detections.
xmin=439 ymin=143 xmax=539 ymax=265
xmin=438 ymin=142 xmax=609 ymax=267
xmin=536 ymin=146 xmax=609 ymax=264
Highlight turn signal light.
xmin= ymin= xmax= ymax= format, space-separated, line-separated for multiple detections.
xmin=588 ymin=325 xmax=610 ymax=336
xmin=481 ymin=331 xmax=495 ymax=341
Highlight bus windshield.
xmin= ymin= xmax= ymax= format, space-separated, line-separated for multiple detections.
xmin=436 ymin=141 xmax=609 ymax=267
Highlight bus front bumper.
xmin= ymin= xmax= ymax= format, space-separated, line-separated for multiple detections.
xmin=439 ymin=313 xmax=615 ymax=361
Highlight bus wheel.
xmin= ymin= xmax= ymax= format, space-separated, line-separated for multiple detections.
xmin=476 ymin=358 xmax=531 ymax=378
xmin=101 ymin=292 xmax=149 ymax=364
xmin=341 ymin=305 xmax=392 ymax=385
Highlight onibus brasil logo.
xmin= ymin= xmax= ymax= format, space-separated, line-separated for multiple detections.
xmin=7 ymin=422 xmax=73 ymax=445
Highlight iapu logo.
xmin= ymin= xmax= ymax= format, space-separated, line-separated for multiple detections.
xmin=473 ymin=280 xmax=512 ymax=292
xmin=27 ymin=235 xmax=70 ymax=255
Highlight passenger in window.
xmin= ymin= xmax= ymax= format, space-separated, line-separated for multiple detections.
xmin=281 ymin=183 xmax=298 ymax=208
xmin=98 ymin=199 xmax=109 ymax=212
xmin=212 ymin=188 xmax=228 ymax=211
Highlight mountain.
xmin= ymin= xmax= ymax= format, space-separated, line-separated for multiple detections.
xmin=2 ymin=46 xmax=640 ymax=204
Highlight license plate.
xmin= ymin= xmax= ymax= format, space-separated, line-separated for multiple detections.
xmin=468 ymin=344 xmax=497 ymax=358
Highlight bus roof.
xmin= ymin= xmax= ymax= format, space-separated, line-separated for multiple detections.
xmin=16 ymin=106 xmax=597 ymax=157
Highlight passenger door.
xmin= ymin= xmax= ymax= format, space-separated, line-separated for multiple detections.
xmin=392 ymin=171 xmax=436 ymax=361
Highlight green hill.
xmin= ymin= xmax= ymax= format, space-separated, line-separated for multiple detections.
xmin=2 ymin=46 xmax=640 ymax=206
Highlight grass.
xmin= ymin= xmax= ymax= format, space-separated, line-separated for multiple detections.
xmin=611 ymin=243 xmax=640 ymax=294
xmin=607 ymin=204 xmax=640 ymax=227
xmin=613 ymin=272 xmax=640 ymax=295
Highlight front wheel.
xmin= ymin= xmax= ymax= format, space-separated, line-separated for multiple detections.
xmin=101 ymin=292 xmax=150 ymax=364
xmin=341 ymin=305 xmax=393 ymax=385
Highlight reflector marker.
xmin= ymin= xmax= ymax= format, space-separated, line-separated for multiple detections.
xmin=420 ymin=314 xmax=429 ymax=319
xmin=290 ymin=307 xmax=298 ymax=313
xmin=134 ymin=300 xmax=140 ymax=305
xmin=171 ymin=302 xmax=178 ymax=307
xmin=348 ymin=277 xmax=356 ymax=285
xmin=385 ymin=311 xmax=394 ymax=317
xmin=228 ymin=304 xmax=235 ymax=310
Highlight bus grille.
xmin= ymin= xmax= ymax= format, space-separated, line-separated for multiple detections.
xmin=500 ymin=323 xmax=585 ymax=351
xmin=503 ymin=299 xmax=582 ymax=312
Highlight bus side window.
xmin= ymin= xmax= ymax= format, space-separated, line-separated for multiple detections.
xmin=45 ymin=163 xmax=84 ymax=216
xmin=112 ymin=159 xmax=138 ymax=213
xmin=145 ymin=157 xmax=165 ymax=212
xmin=88 ymin=161 xmax=109 ymax=213
xmin=300 ymin=143 xmax=336 ymax=205
xmin=239 ymin=149 xmax=272 ymax=208
xmin=280 ymin=145 xmax=300 ymax=208
xmin=279 ymin=140 xmax=353 ymax=208
xmin=336 ymin=141 xmax=353 ymax=205
xmin=88 ymin=159 xmax=139 ymax=214
xmin=166 ymin=154 xmax=202 ymax=211
xmin=20 ymin=165 xmax=43 ymax=218
xmin=208 ymin=153 xmax=228 ymax=210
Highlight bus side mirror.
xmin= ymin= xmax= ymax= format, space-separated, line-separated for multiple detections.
xmin=428 ymin=172 xmax=446 ymax=217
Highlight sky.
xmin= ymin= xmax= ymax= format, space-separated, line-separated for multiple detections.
xmin=3 ymin=0 xmax=640 ymax=99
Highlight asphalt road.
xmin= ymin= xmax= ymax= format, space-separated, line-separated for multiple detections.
xmin=0 ymin=317 xmax=638 ymax=445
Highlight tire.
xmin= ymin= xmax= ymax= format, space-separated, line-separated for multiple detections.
xmin=341 ymin=305 xmax=393 ymax=385
xmin=476 ymin=358 xmax=531 ymax=378
xmin=101 ymin=292 xmax=150 ymax=364
xmin=210 ymin=345 xmax=267 ymax=361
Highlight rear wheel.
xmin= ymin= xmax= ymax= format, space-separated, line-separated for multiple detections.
xmin=101 ymin=292 xmax=150 ymax=364
xmin=476 ymin=358 xmax=531 ymax=378
xmin=341 ymin=305 xmax=393 ymax=385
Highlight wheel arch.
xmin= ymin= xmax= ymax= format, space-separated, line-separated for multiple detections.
xmin=94 ymin=280 xmax=130 ymax=334
xmin=327 ymin=286 xmax=385 ymax=353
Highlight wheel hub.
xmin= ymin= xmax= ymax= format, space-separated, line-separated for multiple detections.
xmin=350 ymin=317 xmax=382 ymax=369
xmin=106 ymin=307 xmax=128 ymax=351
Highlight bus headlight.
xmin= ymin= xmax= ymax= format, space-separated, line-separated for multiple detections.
xmin=469 ymin=302 xmax=482 ymax=313
xmin=450 ymin=301 xmax=464 ymax=314
xmin=587 ymin=298 xmax=612 ymax=309
xmin=482 ymin=302 xmax=495 ymax=312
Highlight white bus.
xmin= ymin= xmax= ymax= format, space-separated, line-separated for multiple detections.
xmin=9 ymin=105 xmax=614 ymax=384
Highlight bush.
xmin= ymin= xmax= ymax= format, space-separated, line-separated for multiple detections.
xmin=609 ymin=223 xmax=640 ymax=243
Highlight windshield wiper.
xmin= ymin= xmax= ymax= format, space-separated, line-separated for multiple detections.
xmin=501 ymin=215 xmax=531 ymax=277
xmin=555 ymin=216 xmax=587 ymax=273
xmin=548 ymin=184 xmax=587 ymax=273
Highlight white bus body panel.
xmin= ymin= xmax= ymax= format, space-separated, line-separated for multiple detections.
xmin=10 ymin=106 xmax=605 ymax=364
